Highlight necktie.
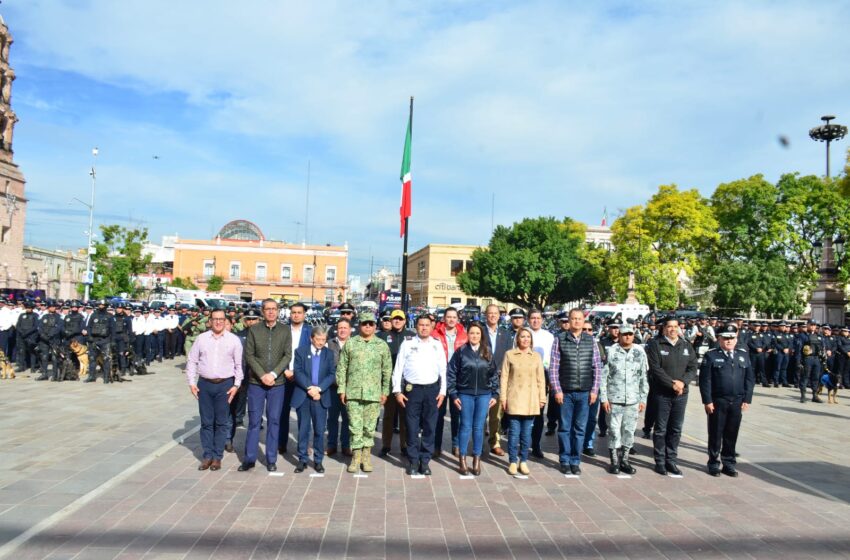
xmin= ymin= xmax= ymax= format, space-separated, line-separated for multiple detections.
xmin=311 ymin=350 xmax=321 ymax=385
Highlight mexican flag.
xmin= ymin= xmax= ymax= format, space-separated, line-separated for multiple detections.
xmin=399 ymin=107 xmax=412 ymax=237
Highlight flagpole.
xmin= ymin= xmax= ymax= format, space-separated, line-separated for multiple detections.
xmin=400 ymin=96 xmax=413 ymax=315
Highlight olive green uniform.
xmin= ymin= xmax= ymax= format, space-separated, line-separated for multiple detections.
xmin=336 ymin=335 xmax=392 ymax=449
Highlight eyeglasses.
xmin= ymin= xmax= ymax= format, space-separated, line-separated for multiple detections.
xmin=582 ymin=328 xmax=593 ymax=332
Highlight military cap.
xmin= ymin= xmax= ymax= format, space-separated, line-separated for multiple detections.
xmin=509 ymin=307 xmax=527 ymax=319
xmin=358 ymin=311 xmax=376 ymax=324
xmin=338 ymin=303 xmax=356 ymax=313
xmin=243 ymin=308 xmax=261 ymax=319
xmin=380 ymin=309 xmax=392 ymax=320
xmin=557 ymin=311 xmax=569 ymax=321
xmin=619 ymin=324 xmax=635 ymax=334
xmin=717 ymin=324 xmax=738 ymax=338
xmin=823 ymin=325 xmax=832 ymax=331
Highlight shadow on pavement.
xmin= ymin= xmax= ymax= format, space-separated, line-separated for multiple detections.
xmin=737 ymin=461 xmax=850 ymax=504
xmin=172 ymin=416 xmax=202 ymax=460
xmin=766 ymin=405 xmax=849 ymax=420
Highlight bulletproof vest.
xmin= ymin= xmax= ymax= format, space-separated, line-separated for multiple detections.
xmin=90 ymin=313 xmax=110 ymax=337
xmin=114 ymin=315 xmax=126 ymax=334
xmin=556 ymin=331 xmax=595 ymax=392
xmin=64 ymin=313 xmax=84 ymax=336
xmin=18 ymin=312 xmax=36 ymax=332
xmin=40 ymin=313 xmax=58 ymax=331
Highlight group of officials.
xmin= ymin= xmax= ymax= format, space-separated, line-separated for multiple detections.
xmin=186 ymin=300 xmax=761 ymax=479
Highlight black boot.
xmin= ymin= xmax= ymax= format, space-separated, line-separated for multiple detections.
xmin=812 ymin=387 xmax=822 ymax=403
xmin=619 ymin=447 xmax=636 ymax=475
xmin=800 ymin=390 xmax=806 ymax=403
xmin=608 ymin=449 xmax=620 ymax=474
xmin=36 ymin=372 xmax=49 ymax=381
xmin=83 ymin=375 xmax=97 ymax=383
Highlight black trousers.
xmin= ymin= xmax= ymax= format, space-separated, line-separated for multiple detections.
xmin=16 ymin=335 xmax=37 ymax=370
xmin=114 ymin=336 xmax=129 ymax=372
xmin=751 ymin=352 xmax=766 ymax=383
xmin=643 ymin=386 xmax=657 ymax=433
xmin=165 ymin=329 xmax=178 ymax=358
xmin=706 ymin=396 xmax=742 ymax=469
xmin=404 ymin=381 xmax=439 ymax=465
xmin=88 ymin=338 xmax=112 ymax=381
xmin=652 ymin=390 xmax=688 ymax=467
xmin=36 ymin=340 xmax=59 ymax=376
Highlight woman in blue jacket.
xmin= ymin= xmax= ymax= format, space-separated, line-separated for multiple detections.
xmin=447 ymin=322 xmax=499 ymax=475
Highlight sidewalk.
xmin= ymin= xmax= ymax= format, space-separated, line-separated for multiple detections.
xmin=2 ymin=362 xmax=849 ymax=559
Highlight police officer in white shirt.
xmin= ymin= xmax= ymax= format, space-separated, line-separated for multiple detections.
xmin=393 ymin=314 xmax=446 ymax=476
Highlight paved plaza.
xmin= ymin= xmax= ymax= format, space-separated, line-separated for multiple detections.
xmin=1 ymin=361 xmax=850 ymax=559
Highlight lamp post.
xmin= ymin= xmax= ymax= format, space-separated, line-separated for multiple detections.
xmin=78 ymin=147 xmax=98 ymax=302
xmin=808 ymin=116 xmax=848 ymax=325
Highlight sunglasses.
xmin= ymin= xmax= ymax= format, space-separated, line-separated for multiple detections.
xmin=392 ymin=317 xmax=405 ymax=320
xmin=582 ymin=328 xmax=593 ymax=332
xmin=361 ymin=322 xmax=376 ymax=326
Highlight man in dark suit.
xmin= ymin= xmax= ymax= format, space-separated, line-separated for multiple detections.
xmin=292 ymin=326 xmax=335 ymax=473
xmin=483 ymin=304 xmax=513 ymax=456
xmin=279 ymin=302 xmax=312 ymax=456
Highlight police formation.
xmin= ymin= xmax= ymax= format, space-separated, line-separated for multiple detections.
xmin=185 ymin=301 xmax=850 ymax=479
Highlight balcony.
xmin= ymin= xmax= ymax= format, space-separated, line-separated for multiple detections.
xmin=193 ymin=274 xmax=346 ymax=289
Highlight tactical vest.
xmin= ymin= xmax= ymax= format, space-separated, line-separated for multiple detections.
xmin=40 ymin=314 xmax=58 ymax=331
xmin=556 ymin=331 xmax=596 ymax=392
xmin=64 ymin=313 xmax=84 ymax=337
xmin=18 ymin=313 xmax=36 ymax=333
xmin=90 ymin=315 xmax=109 ymax=337
xmin=114 ymin=316 xmax=125 ymax=334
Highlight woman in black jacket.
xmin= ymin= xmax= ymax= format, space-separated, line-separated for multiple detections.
xmin=448 ymin=322 xmax=499 ymax=475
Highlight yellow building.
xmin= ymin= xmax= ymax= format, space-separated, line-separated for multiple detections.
xmin=172 ymin=220 xmax=348 ymax=304
xmin=406 ymin=244 xmax=503 ymax=309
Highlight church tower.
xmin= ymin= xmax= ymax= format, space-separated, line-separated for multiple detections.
xmin=0 ymin=14 xmax=27 ymax=289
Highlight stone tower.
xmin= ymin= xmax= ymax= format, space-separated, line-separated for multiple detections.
xmin=0 ymin=14 xmax=27 ymax=289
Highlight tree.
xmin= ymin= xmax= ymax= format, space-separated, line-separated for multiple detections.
xmin=88 ymin=225 xmax=152 ymax=299
xmin=170 ymin=277 xmax=198 ymax=290
xmin=205 ymin=275 xmax=224 ymax=293
xmin=457 ymin=217 xmax=596 ymax=309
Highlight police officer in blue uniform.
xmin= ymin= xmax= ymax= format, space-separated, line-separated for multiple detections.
xmin=770 ymin=323 xmax=792 ymax=388
xmin=113 ymin=304 xmax=134 ymax=376
xmin=699 ymin=324 xmax=754 ymax=477
xmin=747 ymin=323 xmax=767 ymax=385
xmin=35 ymin=301 xmax=62 ymax=381
xmin=795 ymin=321 xmax=824 ymax=403
xmin=85 ymin=300 xmax=115 ymax=383
xmin=14 ymin=302 xmax=39 ymax=373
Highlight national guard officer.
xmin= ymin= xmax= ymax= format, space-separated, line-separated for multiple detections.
xmin=112 ymin=304 xmax=133 ymax=376
xmin=35 ymin=301 xmax=62 ymax=381
xmin=336 ymin=312 xmax=392 ymax=474
xmin=85 ymin=300 xmax=115 ymax=383
xmin=699 ymin=324 xmax=755 ymax=477
xmin=599 ymin=323 xmax=648 ymax=475
xmin=328 ymin=302 xmax=358 ymax=340
xmin=14 ymin=302 xmax=39 ymax=373
xmin=795 ymin=321 xmax=824 ymax=403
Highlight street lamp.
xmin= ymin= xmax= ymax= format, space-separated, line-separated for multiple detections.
xmin=76 ymin=147 xmax=98 ymax=302
xmin=808 ymin=116 xmax=847 ymax=325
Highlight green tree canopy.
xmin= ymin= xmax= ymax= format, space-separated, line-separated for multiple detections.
xmin=205 ymin=275 xmax=224 ymax=293
xmin=457 ymin=217 xmax=595 ymax=309
xmin=89 ymin=225 xmax=152 ymax=299
xmin=170 ymin=277 xmax=198 ymax=290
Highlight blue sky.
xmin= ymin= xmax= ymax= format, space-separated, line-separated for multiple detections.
xmin=3 ymin=0 xmax=850 ymax=278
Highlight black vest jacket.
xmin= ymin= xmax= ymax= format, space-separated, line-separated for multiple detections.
xmin=556 ymin=331 xmax=595 ymax=392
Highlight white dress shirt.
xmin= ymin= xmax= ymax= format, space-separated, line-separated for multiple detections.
xmin=392 ymin=335 xmax=447 ymax=396
xmin=531 ymin=327 xmax=554 ymax=371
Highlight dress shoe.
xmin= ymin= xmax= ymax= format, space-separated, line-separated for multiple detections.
xmin=519 ymin=462 xmax=530 ymax=475
xmin=406 ymin=463 xmax=418 ymax=476
xmin=721 ymin=466 xmax=738 ymax=477
xmin=419 ymin=463 xmax=432 ymax=476
xmin=380 ymin=447 xmax=391 ymax=457
xmin=225 ymin=442 xmax=234 ymax=453
xmin=294 ymin=462 xmax=307 ymax=473
xmin=629 ymin=447 xmax=637 ymax=456
xmin=642 ymin=429 xmax=651 ymax=439
xmin=708 ymin=467 xmax=721 ymax=477
xmin=266 ymin=463 xmax=277 ymax=472
xmin=210 ymin=459 xmax=221 ymax=471
xmin=237 ymin=462 xmax=255 ymax=472
xmin=812 ymin=396 xmax=823 ymax=403
xmin=545 ymin=429 xmax=555 ymax=436
xmin=198 ymin=459 xmax=213 ymax=471
xmin=531 ymin=448 xmax=544 ymax=459
xmin=432 ymin=449 xmax=442 ymax=460
xmin=278 ymin=446 xmax=287 ymax=455
xmin=570 ymin=464 xmax=581 ymax=476
xmin=314 ymin=463 xmax=325 ymax=473
xmin=598 ymin=430 xmax=607 ymax=438
xmin=458 ymin=456 xmax=469 ymax=475
xmin=666 ymin=464 xmax=682 ymax=476
xmin=654 ymin=464 xmax=667 ymax=476
xmin=490 ymin=447 xmax=505 ymax=457
xmin=559 ymin=463 xmax=569 ymax=474
xmin=782 ymin=383 xmax=791 ymax=388
xmin=773 ymin=383 xmax=779 ymax=388
xmin=326 ymin=447 xmax=337 ymax=456
xmin=582 ymin=447 xmax=596 ymax=458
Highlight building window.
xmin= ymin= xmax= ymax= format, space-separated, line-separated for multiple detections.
xmin=281 ymin=264 xmax=292 ymax=281
xmin=450 ymin=297 xmax=462 ymax=305
xmin=203 ymin=259 xmax=215 ymax=278
xmin=417 ymin=260 xmax=426 ymax=278
xmin=467 ymin=298 xmax=477 ymax=306
xmin=229 ymin=261 xmax=241 ymax=280
xmin=450 ymin=260 xmax=463 ymax=277
xmin=465 ymin=260 xmax=474 ymax=272
xmin=304 ymin=265 xmax=315 ymax=283
xmin=325 ymin=266 xmax=336 ymax=283
xmin=256 ymin=263 xmax=267 ymax=281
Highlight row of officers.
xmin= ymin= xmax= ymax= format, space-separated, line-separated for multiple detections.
xmin=186 ymin=302 xmax=761 ymax=479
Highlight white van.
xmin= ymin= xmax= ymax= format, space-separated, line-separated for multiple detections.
xmin=586 ymin=302 xmax=650 ymax=325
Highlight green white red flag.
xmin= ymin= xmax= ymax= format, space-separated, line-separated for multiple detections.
xmin=399 ymin=107 xmax=412 ymax=237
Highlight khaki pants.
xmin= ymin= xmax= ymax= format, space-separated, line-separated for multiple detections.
xmin=488 ymin=404 xmax=503 ymax=449
xmin=381 ymin=397 xmax=407 ymax=451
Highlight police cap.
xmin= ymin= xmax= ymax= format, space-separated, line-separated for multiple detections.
xmin=380 ymin=309 xmax=392 ymax=320
xmin=509 ymin=308 xmax=526 ymax=319
xmin=717 ymin=324 xmax=738 ymax=338
xmin=243 ymin=308 xmax=261 ymax=319
xmin=338 ymin=303 xmax=356 ymax=314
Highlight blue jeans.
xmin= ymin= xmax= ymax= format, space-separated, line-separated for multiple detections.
xmin=557 ymin=391 xmax=590 ymax=466
xmin=507 ymin=415 xmax=534 ymax=464
xmin=583 ymin=398 xmax=600 ymax=450
xmin=457 ymin=393 xmax=491 ymax=457
xmin=326 ymin=388 xmax=350 ymax=449
xmin=198 ymin=377 xmax=234 ymax=460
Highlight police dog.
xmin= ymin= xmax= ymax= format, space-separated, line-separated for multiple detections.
xmin=66 ymin=339 xmax=89 ymax=381
xmin=0 ymin=350 xmax=14 ymax=379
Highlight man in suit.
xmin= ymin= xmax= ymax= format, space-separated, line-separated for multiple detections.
xmin=292 ymin=327 xmax=335 ymax=473
xmin=483 ymin=304 xmax=513 ymax=456
xmin=279 ymin=302 xmax=312 ymax=456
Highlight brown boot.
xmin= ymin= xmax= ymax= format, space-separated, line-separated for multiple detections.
xmin=472 ymin=456 xmax=481 ymax=476
xmin=458 ymin=455 xmax=469 ymax=475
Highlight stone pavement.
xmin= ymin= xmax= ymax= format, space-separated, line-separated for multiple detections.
xmin=1 ymin=361 xmax=850 ymax=559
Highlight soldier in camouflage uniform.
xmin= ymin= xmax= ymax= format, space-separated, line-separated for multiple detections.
xmin=599 ymin=324 xmax=649 ymax=475
xmin=182 ymin=309 xmax=207 ymax=355
xmin=336 ymin=312 xmax=392 ymax=473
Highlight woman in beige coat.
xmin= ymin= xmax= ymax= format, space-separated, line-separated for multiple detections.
xmin=500 ymin=327 xmax=546 ymax=475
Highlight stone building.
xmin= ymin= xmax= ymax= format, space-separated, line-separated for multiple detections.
xmin=22 ymin=246 xmax=87 ymax=299
xmin=0 ymin=15 xmax=27 ymax=290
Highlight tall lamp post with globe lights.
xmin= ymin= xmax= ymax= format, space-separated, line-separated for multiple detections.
xmin=808 ymin=116 xmax=848 ymax=325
